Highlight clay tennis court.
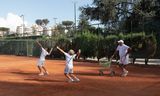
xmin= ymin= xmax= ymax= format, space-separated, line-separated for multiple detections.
xmin=0 ymin=55 xmax=159 ymax=96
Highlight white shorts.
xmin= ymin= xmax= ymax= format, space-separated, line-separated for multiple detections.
xmin=64 ymin=67 xmax=73 ymax=74
xmin=119 ymin=55 xmax=129 ymax=65
xmin=37 ymin=59 xmax=45 ymax=67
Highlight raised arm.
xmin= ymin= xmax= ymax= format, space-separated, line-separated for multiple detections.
xmin=57 ymin=46 xmax=65 ymax=54
xmin=76 ymin=49 xmax=81 ymax=59
xmin=48 ymin=48 xmax=53 ymax=55
xmin=36 ymin=41 xmax=43 ymax=48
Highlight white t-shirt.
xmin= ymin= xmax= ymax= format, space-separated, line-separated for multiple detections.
xmin=39 ymin=47 xmax=49 ymax=61
xmin=116 ymin=44 xmax=130 ymax=64
xmin=64 ymin=52 xmax=76 ymax=69
xmin=116 ymin=44 xmax=129 ymax=57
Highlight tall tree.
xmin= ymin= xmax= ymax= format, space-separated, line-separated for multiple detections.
xmin=61 ymin=21 xmax=74 ymax=37
xmin=42 ymin=19 xmax=50 ymax=26
xmin=35 ymin=19 xmax=50 ymax=35
xmin=80 ymin=0 xmax=117 ymax=24
xmin=62 ymin=21 xmax=73 ymax=29
xmin=0 ymin=27 xmax=10 ymax=37
xmin=78 ymin=13 xmax=90 ymax=32
xmin=124 ymin=0 xmax=157 ymax=33
xmin=80 ymin=0 xmax=135 ymax=34
xmin=52 ymin=24 xmax=65 ymax=36
xmin=35 ymin=19 xmax=43 ymax=26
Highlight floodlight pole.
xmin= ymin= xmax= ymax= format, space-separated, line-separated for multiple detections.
xmin=53 ymin=17 xmax=57 ymax=26
xmin=74 ymin=2 xmax=77 ymax=33
xmin=20 ymin=15 xmax=24 ymax=37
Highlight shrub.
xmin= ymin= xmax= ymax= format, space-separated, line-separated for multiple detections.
xmin=124 ymin=33 xmax=157 ymax=65
xmin=73 ymin=32 xmax=98 ymax=59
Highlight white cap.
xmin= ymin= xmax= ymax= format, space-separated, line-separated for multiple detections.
xmin=118 ymin=40 xmax=124 ymax=44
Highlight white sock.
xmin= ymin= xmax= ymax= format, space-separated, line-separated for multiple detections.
xmin=70 ymin=78 xmax=74 ymax=81
xmin=123 ymin=68 xmax=127 ymax=72
xmin=75 ymin=77 xmax=80 ymax=81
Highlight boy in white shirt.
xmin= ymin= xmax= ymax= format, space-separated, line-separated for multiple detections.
xmin=57 ymin=46 xmax=81 ymax=82
xmin=36 ymin=41 xmax=53 ymax=76
xmin=111 ymin=40 xmax=131 ymax=77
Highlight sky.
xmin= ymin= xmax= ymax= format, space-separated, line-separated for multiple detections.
xmin=0 ymin=0 xmax=92 ymax=31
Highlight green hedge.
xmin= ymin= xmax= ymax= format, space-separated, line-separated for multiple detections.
xmin=120 ymin=33 xmax=157 ymax=65
xmin=73 ymin=32 xmax=98 ymax=59
xmin=0 ymin=32 xmax=157 ymax=65
xmin=72 ymin=32 xmax=157 ymax=64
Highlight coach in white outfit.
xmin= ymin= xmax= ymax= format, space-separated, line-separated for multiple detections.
xmin=111 ymin=40 xmax=131 ymax=77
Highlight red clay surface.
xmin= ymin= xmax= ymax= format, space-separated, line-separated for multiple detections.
xmin=0 ymin=55 xmax=159 ymax=96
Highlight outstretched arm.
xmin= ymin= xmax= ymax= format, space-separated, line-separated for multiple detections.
xmin=36 ymin=40 xmax=43 ymax=48
xmin=76 ymin=49 xmax=81 ymax=59
xmin=111 ymin=50 xmax=118 ymax=59
xmin=48 ymin=48 xmax=53 ymax=55
xmin=57 ymin=46 xmax=65 ymax=54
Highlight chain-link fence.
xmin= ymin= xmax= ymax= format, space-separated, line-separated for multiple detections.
xmin=0 ymin=39 xmax=57 ymax=57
